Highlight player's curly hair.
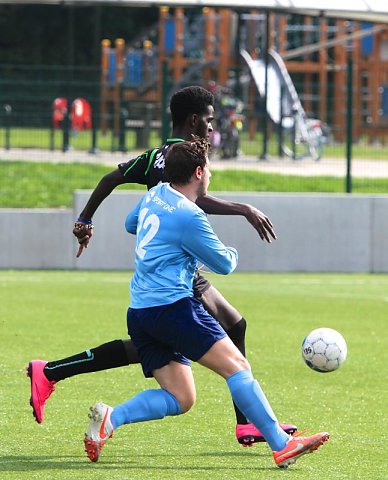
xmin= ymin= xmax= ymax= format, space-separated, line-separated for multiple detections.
xmin=165 ymin=136 xmax=210 ymax=185
xmin=170 ymin=86 xmax=214 ymax=128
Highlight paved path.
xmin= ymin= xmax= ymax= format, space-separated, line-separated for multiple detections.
xmin=1 ymin=147 xmax=388 ymax=178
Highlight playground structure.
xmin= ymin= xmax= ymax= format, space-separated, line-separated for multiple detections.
xmin=100 ymin=6 xmax=388 ymax=151
xmin=100 ymin=7 xmax=239 ymax=135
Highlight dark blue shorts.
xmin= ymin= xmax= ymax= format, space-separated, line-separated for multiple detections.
xmin=127 ymin=296 xmax=227 ymax=378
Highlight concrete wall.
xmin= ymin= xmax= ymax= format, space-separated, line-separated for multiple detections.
xmin=1 ymin=191 xmax=388 ymax=272
xmin=0 ymin=209 xmax=74 ymax=269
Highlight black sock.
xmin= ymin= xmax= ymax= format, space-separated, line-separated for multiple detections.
xmin=227 ymin=318 xmax=249 ymax=425
xmin=44 ymin=339 xmax=131 ymax=382
xmin=227 ymin=317 xmax=246 ymax=357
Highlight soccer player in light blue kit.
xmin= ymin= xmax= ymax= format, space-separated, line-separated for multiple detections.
xmin=84 ymin=138 xmax=329 ymax=468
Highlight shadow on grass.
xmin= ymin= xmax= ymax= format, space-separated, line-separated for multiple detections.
xmin=0 ymin=455 xmax=133 ymax=472
xmin=0 ymin=451 xmax=275 ymax=473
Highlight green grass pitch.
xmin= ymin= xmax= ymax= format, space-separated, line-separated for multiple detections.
xmin=1 ymin=270 xmax=387 ymax=480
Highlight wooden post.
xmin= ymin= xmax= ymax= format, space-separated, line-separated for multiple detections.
xmin=158 ymin=6 xmax=169 ymax=102
xmin=247 ymin=9 xmax=260 ymax=58
xmin=100 ymin=39 xmax=111 ymax=134
xmin=278 ymin=15 xmax=287 ymax=56
xmin=113 ymin=38 xmax=125 ymax=137
xmin=143 ymin=39 xmax=153 ymax=87
xmin=173 ymin=7 xmax=185 ymax=82
xmin=218 ymin=9 xmax=230 ymax=85
xmin=319 ymin=18 xmax=328 ymax=123
xmin=203 ymin=7 xmax=216 ymax=84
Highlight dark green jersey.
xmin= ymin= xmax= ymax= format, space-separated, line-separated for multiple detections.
xmin=118 ymin=138 xmax=184 ymax=190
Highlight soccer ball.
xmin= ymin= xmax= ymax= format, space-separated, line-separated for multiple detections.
xmin=302 ymin=328 xmax=347 ymax=373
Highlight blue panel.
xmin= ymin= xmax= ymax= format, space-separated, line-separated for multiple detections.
xmin=361 ymin=22 xmax=374 ymax=56
xmin=131 ymin=54 xmax=143 ymax=85
xmin=164 ymin=18 xmax=175 ymax=53
xmin=124 ymin=52 xmax=143 ymax=86
xmin=381 ymin=85 xmax=388 ymax=118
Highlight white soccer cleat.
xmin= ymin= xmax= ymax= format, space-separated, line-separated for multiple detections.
xmin=84 ymin=402 xmax=114 ymax=462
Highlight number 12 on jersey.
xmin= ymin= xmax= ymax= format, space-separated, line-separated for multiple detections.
xmin=136 ymin=207 xmax=160 ymax=259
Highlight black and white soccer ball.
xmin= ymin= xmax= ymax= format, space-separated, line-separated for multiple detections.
xmin=302 ymin=327 xmax=347 ymax=373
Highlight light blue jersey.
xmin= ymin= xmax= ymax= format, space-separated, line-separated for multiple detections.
xmin=125 ymin=183 xmax=238 ymax=308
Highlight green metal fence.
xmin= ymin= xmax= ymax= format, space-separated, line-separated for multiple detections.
xmin=1 ymin=62 xmax=388 ymax=209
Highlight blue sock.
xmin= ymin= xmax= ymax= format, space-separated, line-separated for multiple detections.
xmin=227 ymin=370 xmax=289 ymax=451
xmin=110 ymin=389 xmax=182 ymax=430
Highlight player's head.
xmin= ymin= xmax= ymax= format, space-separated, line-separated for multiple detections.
xmin=170 ymin=86 xmax=215 ymax=139
xmin=166 ymin=136 xmax=211 ymax=195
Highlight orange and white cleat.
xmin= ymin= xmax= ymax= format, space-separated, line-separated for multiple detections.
xmin=84 ymin=402 xmax=114 ymax=462
xmin=273 ymin=431 xmax=330 ymax=468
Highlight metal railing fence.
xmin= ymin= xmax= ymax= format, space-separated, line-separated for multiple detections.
xmin=1 ymin=63 xmax=388 ymax=205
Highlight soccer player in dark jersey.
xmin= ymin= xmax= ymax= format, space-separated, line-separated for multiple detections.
xmin=27 ymin=86 xmax=297 ymax=446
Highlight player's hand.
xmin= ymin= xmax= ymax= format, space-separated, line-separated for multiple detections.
xmin=244 ymin=205 xmax=276 ymax=243
xmin=73 ymin=221 xmax=94 ymax=258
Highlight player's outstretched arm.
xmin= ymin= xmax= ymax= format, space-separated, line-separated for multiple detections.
xmin=73 ymin=169 xmax=128 ymax=257
xmin=182 ymin=211 xmax=238 ymax=275
xmin=196 ymin=194 xmax=277 ymax=243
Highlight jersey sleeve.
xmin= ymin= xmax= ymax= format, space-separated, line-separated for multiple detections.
xmin=125 ymin=198 xmax=142 ymax=235
xmin=181 ymin=211 xmax=238 ymax=275
xmin=118 ymin=150 xmax=153 ymax=184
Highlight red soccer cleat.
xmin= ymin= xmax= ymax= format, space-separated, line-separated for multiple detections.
xmin=236 ymin=422 xmax=298 ymax=447
xmin=26 ymin=360 xmax=56 ymax=424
